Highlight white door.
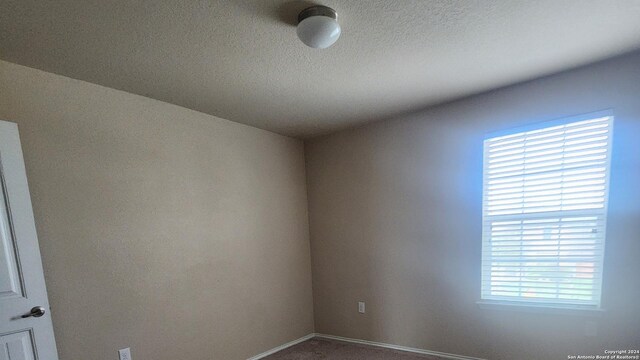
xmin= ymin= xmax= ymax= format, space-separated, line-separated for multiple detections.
xmin=0 ymin=120 xmax=58 ymax=360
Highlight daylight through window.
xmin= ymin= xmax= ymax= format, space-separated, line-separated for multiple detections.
xmin=481 ymin=114 xmax=613 ymax=308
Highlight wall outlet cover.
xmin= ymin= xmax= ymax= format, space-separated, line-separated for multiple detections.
xmin=119 ymin=348 xmax=131 ymax=360
xmin=358 ymin=301 xmax=365 ymax=313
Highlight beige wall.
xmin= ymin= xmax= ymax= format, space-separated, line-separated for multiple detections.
xmin=2 ymin=49 xmax=639 ymax=360
xmin=0 ymin=60 xmax=314 ymax=360
xmin=305 ymin=51 xmax=640 ymax=359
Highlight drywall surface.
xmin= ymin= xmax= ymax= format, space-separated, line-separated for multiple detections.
xmin=0 ymin=60 xmax=314 ymax=360
xmin=305 ymin=51 xmax=640 ymax=360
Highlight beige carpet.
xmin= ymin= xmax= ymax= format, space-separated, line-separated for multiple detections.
xmin=262 ymin=338 xmax=446 ymax=360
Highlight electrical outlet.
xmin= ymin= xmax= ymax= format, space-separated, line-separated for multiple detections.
xmin=358 ymin=301 xmax=365 ymax=313
xmin=118 ymin=348 xmax=131 ymax=360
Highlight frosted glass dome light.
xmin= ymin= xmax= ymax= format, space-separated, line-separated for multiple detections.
xmin=297 ymin=6 xmax=341 ymax=49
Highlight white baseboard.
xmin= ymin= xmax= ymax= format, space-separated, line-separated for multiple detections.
xmin=248 ymin=332 xmax=485 ymax=360
xmin=314 ymin=334 xmax=486 ymax=360
xmin=247 ymin=333 xmax=315 ymax=360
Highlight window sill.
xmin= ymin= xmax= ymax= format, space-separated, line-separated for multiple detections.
xmin=476 ymin=300 xmax=606 ymax=317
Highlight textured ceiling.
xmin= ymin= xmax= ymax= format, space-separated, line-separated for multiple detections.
xmin=2 ymin=1 xmax=640 ymax=138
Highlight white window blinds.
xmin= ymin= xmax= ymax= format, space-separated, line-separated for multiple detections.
xmin=481 ymin=115 xmax=613 ymax=308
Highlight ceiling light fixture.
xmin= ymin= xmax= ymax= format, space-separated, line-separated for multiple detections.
xmin=297 ymin=5 xmax=341 ymax=49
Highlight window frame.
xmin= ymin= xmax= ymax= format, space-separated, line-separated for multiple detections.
xmin=479 ymin=110 xmax=614 ymax=311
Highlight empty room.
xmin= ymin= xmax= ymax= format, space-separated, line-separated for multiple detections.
xmin=1 ymin=1 xmax=639 ymax=359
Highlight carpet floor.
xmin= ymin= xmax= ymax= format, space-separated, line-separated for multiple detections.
xmin=261 ymin=338 xmax=446 ymax=360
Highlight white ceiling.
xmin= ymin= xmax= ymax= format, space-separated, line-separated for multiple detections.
xmin=2 ymin=1 xmax=640 ymax=138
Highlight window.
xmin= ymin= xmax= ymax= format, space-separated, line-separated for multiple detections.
xmin=481 ymin=114 xmax=613 ymax=309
